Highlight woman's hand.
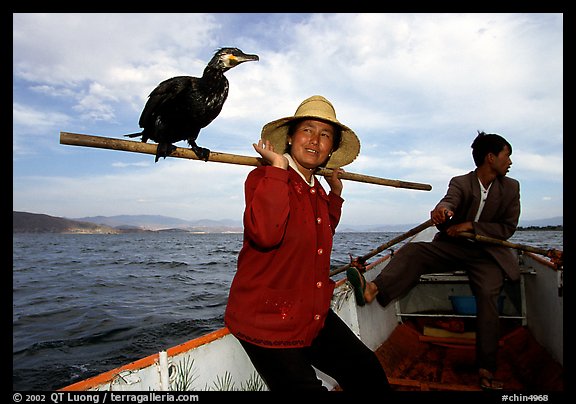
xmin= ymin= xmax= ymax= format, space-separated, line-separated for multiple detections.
xmin=253 ymin=139 xmax=288 ymax=169
xmin=326 ymin=167 xmax=344 ymax=196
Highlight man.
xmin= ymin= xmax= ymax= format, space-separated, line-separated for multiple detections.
xmin=347 ymin=131 xmax=520 ymax=390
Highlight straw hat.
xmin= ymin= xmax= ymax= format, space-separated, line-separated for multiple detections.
xmin=260 ymin=95 xmax=360 ymax=168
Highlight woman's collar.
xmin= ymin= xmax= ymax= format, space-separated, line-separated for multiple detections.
xmin=284 ymin=153 xmax=315 ymax=187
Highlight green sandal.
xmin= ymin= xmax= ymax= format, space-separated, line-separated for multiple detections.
xmin=346 ymin=267 xmax=366 ymax=306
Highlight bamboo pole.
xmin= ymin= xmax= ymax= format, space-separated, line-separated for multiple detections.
xmin=59 ymin=132 xmax=432 ymax=191
xmin=458 ymin=232 xmax=560 ymax=256
xmin=458 ymin=231 xmax=563 ymax=267
xmin=330 ymin=219 xmax=434 ymax=277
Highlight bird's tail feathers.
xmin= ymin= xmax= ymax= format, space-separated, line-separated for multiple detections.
xmin=125 ymin=132 xmax=143 ymax=138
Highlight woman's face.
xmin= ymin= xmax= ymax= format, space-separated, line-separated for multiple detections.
xmin=288 ymin=119 xmax=335 ymax=172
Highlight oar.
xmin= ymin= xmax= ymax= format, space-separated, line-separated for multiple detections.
xmin=330 ymin=219 xmax=434 ymax=277
xmin=59 ymin=132 xmax=432 ymax=191
xmin=458 ymin=232 xmax=563 ymax=267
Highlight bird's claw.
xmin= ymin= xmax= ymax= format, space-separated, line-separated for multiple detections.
xmin=155 ymin=143 xmax=177 ymax=162
xmin=192 ymin=146 xmax=211 ymax=162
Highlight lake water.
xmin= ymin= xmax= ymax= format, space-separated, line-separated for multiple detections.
xmin=12 ymin=230 xmax=563 ymax=391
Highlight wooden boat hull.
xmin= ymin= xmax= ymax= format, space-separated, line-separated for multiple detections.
xmin=60 ymin=227 xmax=563 ymax=391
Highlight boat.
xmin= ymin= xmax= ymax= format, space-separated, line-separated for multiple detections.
xmin=59 ymin=226 xmax=563 ymax=392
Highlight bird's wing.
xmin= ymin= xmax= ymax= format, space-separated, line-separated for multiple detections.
xmin=139 ymin=76 xmax=196 ymax=128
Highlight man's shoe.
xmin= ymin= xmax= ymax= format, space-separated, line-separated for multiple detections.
xmin=346 ymin=267 xmax=366 ymax=306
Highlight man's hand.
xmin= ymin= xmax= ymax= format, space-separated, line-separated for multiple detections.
xmin=445 ymin=221 xmax=473 ymax=236
xmin=431 ymin=205 xmax=453 ymax=225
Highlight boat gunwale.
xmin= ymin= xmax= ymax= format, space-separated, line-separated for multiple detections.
xmin=524 ymin=251 xmax=561 ymax=270
xmin=59 ymin=328 xmax=231 ymax=391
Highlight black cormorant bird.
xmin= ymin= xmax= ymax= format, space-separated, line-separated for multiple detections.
xmin=126 ymin=47 xmax=259 ymax=162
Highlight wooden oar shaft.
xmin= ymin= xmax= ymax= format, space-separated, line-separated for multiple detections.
xmin=59 ymin=132 xmax=432 ymax=191
xmin=330 ymin=219 xmax=434 ymax=277
xmin=458 ymin=232 xmax=562 ymax=258
xmin=358 ymin=219 xmax=434 ymax=262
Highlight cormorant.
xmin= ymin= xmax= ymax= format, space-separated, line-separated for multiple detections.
xmin=126 ymin=47 xmax=259 ymax=162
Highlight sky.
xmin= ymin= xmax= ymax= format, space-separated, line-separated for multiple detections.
xmin=12 ymin=13 xmax=563 ymax=227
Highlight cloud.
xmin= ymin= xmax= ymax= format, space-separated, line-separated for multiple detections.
xmin=513 ymin=150 xmax=563 ymax=181
xmin=13 ymin=103 xmax=72 ymax=155
xmin=13 ymin=102 xmax=70 ymax=129
xmin=12 ymin=13 xmax=563 ymax=224
xmin=13 ymin=159 xmax=250 ymax=220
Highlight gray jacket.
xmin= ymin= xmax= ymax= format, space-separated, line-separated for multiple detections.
xmin=435 ymin=170 xmax=521 ymax=280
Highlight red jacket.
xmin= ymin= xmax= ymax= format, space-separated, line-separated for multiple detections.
xmin=224 ymin=165 xmax=343 ymax=347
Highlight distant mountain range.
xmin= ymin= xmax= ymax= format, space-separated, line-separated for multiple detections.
xmin=13 ymin=211 xmax=563 ymax=234
xmin=517 ymin=216 xmax=564 ymax=228
xmin=73 ymin=214 xmax=243 ymax=232
xmin=13 ymin=211 xmax=125 ymax=234
xmin=13 ymin=212 xmax=243 ymax=234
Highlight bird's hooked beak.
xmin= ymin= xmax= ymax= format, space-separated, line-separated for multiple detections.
xmin=227 ymin=52 xmax=259 ymax=67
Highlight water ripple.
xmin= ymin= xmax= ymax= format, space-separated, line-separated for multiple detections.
xmin=12 ymin=230 xmax=562 ymax=390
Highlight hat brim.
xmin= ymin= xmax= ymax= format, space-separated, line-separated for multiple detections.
xmin=261 ymin=116 xmax=360 ymax=168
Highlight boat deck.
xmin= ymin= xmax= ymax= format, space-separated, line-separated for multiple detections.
xmin=373 ymin=318 xmax=563 ymax=391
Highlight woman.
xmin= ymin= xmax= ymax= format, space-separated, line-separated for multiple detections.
xmin=224 ymin=95 xmax=390 ymax=391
